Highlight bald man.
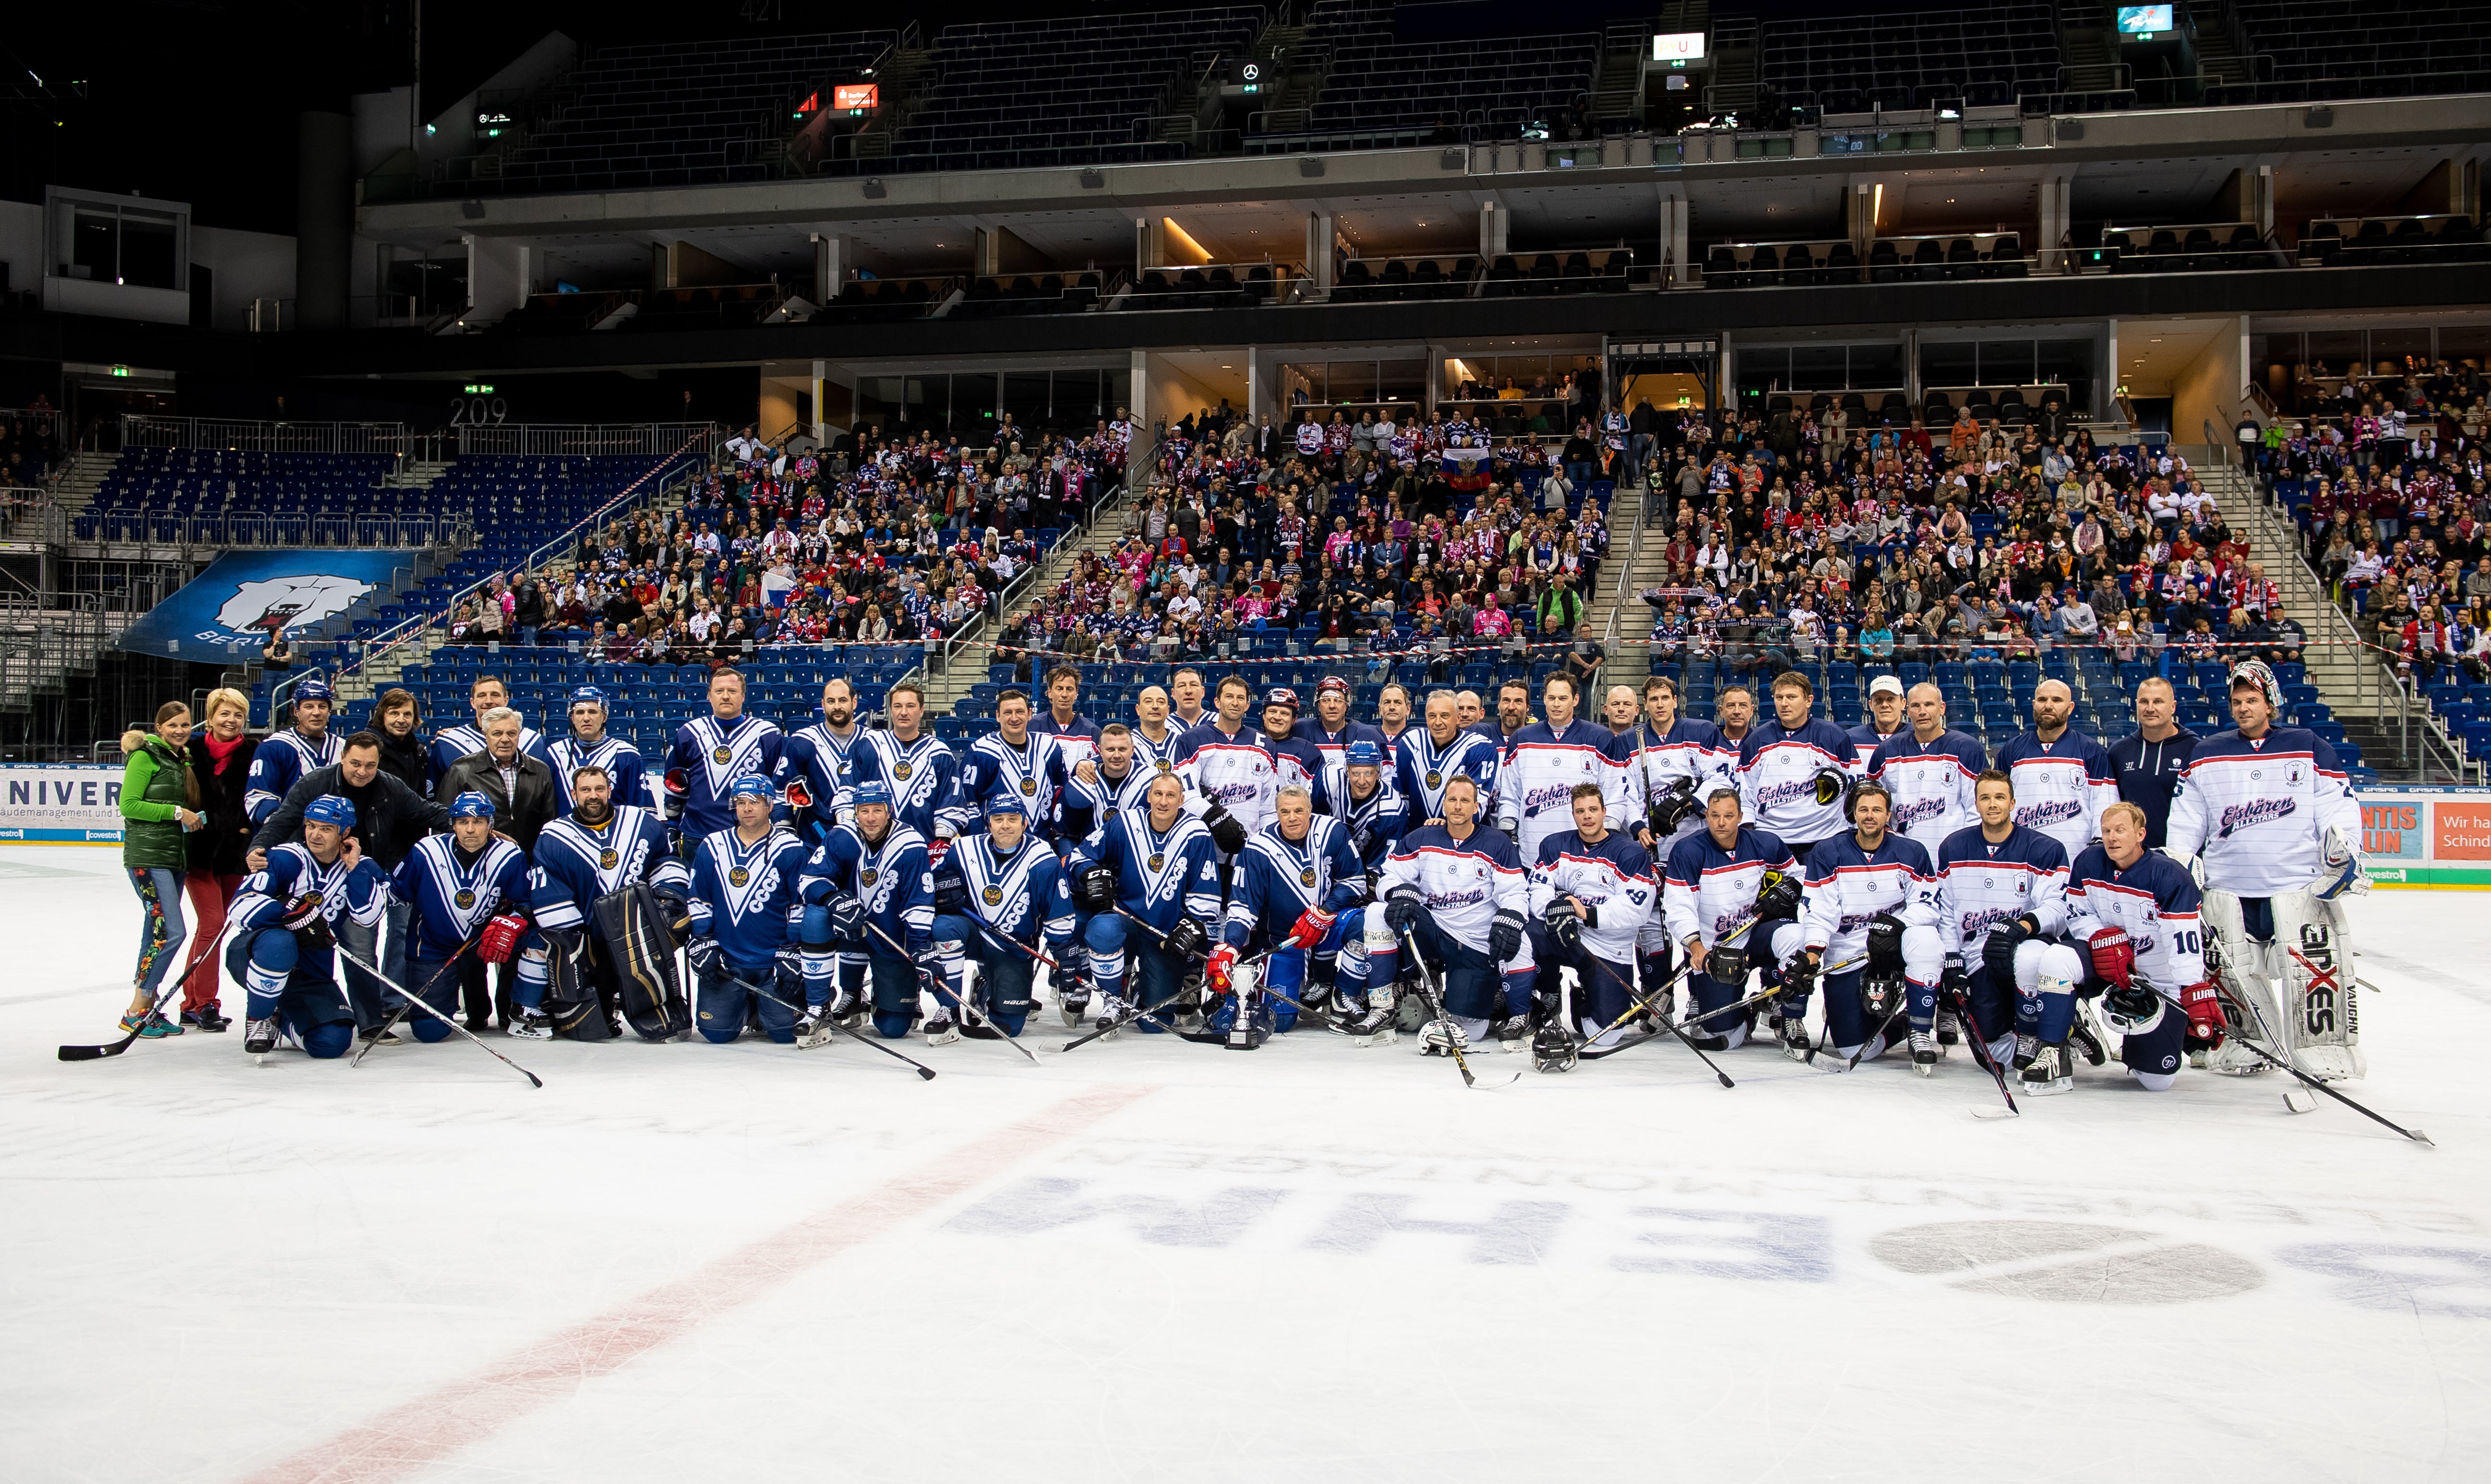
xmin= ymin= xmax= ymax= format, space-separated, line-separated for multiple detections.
xmin=1603 ymin=685 xmax=1642 ymax=732
xmin=1866 ymin=682 xmax=1988 ymax=845
xmin=1991 ymin=679 xmax=2117 ymax=860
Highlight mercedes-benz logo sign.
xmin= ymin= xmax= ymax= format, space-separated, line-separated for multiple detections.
xmin=1241 ymin=63 xmax=1260 ymax=81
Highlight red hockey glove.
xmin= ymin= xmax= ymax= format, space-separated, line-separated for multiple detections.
xmin=1289 ymin=906 xmax=1336 ymax=950
xmin=782 ymin=779 xmax=812 ymax=811
xmin=478 ymin=913 xmax=529 ymax=965
xmin=1205 ymin=942 xmax=1239 ymax=993
xmin=2180 ymin=980 xmax=2228 ymax=1046
xmin=2087 ymin=928 xmax=2136 ymax=989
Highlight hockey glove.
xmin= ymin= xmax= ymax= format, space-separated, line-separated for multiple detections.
xmin=2087 ymin=928 xmax=2136 ymax=989
xmin=904 ymin=928 xmax=933 ymax=961
xmin=1288 ymin=906 xmax=1336 ymax=950
xmin=828 ymin=894 xmax=865 ymax=940
xmin=2311 ymin=826 xmax=2368 ymax=900
xmin=1941 ymin=961 xmax=1970 ymax=1004
xmin=662 ymin=767 xmax=689 ymax=821
xmin=1383 ymin=886 xmax=1425 ymax=935
xmin=781 ymin=779 xmax=812 ymax=812
xmin=688 ymin=937 xmax=721 ymax=978
xmin=1781 ymin=950 xmax=1819 ymax=1000
xmin=539 ymin=925 xmax=584 ymax=960
xmin=280 ymin=895 xmax=336 ymax=952
xmin=924 ymin=837 xmax=953 ymax=871
xmin=933 ymin=870 xmax=970 ymax=915
xmin=1753 ymin=870 xmax=1801 ymax=922
xmin=1704 ymin=941 xmax=1748 ymax=987
xmin=1866 ymin=912 xmax=1906 ymax=974
xmin=1653 ymin=777 xmax=1698 ymax=836
xmin=1162 ymin=915 xmax=1209 ymax=959
xmin=1205 ymin=942 xmax=1240 ymax=992
xmin=1982 ymin=914 xmax=2039 ymax=989
xmin=2180 ymin=980 xmax=2228 ymax=1046
xmin=478 ymin=913 xmax=529 ymax=965
xmin=1074 ymin=864 xmax=1118 ymax=913
xmin=1488 ymin=909 xmax=1525 ymax=965
xmin=1202 ymin=802 xmax=1247 ymax=856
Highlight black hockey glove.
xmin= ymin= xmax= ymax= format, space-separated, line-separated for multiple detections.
xmin=1544 ymin=900 xmax=1584 ymax=952
xmin=1780 ymin=949 xmax=1818 ymax=1000
xmin=1162 ymin=915 xmax=1209 ymax=958
xmin=1652 ymin=779 xmax=1699 ymax=836
xmin=1753 ymin=870 xmax=1801 ymax=922
xmin=932 ymin=869 xmax=970 ymax=916
xmin=1941 ymin=961 xmax=1970 ymax=1004
xmin=1074 ymin=864 xmax=1118 ymax=913
xmin=688 ymin=937 xmax=721 ymax=978
xmin=540 ymin=925 xmax=584 ymax=959
xmin=1866 ymin=912 xmax=1906 ymax=975
xmin=1489 ymin=909 xmax=1525 ymax=965
xmin=1202 ymin=802 xmax=1247 ymax=856
xmin=1982 ymin=913 xmax=2040 ymax=989
xmin=1383 ymin=885 xmax=1426 ymax=935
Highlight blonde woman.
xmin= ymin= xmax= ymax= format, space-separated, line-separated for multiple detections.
xmin=117 ymin=702 xmax=205 ymax=1036
xmin=178 ymin=687 xmax=255 ymax=1028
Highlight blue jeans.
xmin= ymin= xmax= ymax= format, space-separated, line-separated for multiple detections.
xmin=125 ymin=866 xmax=188 ymax=1000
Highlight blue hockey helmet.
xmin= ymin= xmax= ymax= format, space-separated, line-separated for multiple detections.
xmin=303 ymin=793 xmax=356 ymax=830
xmin=568 ymin=685 xmax=610 ymax=711
xmin=850 ymin=780 xmax=894 ymax=810
xmin=728 ymin=774 xmax=775 ymax=802
xmin=1344 ymin=740 xmax=1386 ymax=767
xmin=291 ymin=677 xmax=334 ymax=704
xmin=449 ymin=791 xmax=497 ymax=819
xmin=984 ymin=793 xmax=1027 ymax=818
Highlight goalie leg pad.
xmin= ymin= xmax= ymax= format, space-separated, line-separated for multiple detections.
xmin=2272 ymin=887 xmax=2362 ymax=1079
xmin=2201 ymin=888 xmax=2287 ymax=1073
xmin=594 ymin=883 xmax=689 ymax=1041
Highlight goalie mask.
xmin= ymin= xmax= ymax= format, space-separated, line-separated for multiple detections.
xmin=2229 ymin=658 xmax=2284 ymax=715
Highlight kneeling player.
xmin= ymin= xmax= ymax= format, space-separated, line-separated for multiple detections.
xmin=519 ymin=765 xmax=693 ymax=1040
xmin=1068 ymin=773 xmax=1221 ymax=1033
xmin=390 ymin=791 xmax=531 ymax=1042
xmin=1906 ymin=768 xmax=2087 ymax=1077
xmin=1768 ymin=780 xmax=1941 ymax=1068
xmin=1525 ymin=782 xmax=1656 ymax=1059
xmin=1662 ymin=788 xmax=1801 ymax=1051
xmin=1217 ymin=782 xmax=1391 ymax=1046
xmin=2054 ymin=801 xmax=2221 ymax=1094
xmin=1379 ymin=774 xmax=1535 ymax=1054
xmin=686 ymin=775 xmax=810 ymax=1045
xmin=225 ymin=794 xmax=390 ymax=1058
xmin=931 ymin=793 xmax=1075 ymax=1038
xmin=799 ymin=780 xmax=941 ymax=1041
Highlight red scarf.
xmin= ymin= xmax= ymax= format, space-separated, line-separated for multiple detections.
xmin=201 ymin=731 xmax=248 ymax=774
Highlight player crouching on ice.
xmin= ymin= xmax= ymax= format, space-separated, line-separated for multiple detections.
xmin=1524 ymin=781 xmax=1656 ymax=1063
xmin=515 ymin=764 xmax=693 ymax=1040
xmin=2055 ymin=801 xmax=2217 ymax=1094
xmin=797 ymin=779 xmax=949 ymax=1042
xmin=2163 ymin=659 xmax=2367 ymax=1081
xmin=1212 ymin=782 xmax=1393 ymax=1048
xmin=1068 ymin=772 xmax=1222 ymax=1034
xmin=1662 ymin=787 xmax=1802 ymax=1051
xmin=928 ymin=792 xmax=1077 ymax=1039
xmin=390 ymin=791 xmax=530 ymax=1042
xmin=225 ymin=793 xmax=389 ymax=1059
xmin=1379 ymin=774 xmax=1536 ymax=1055
xmin=1768 ymin=779 xmax=1942 ymax=1068
xmin=684 ymin=775 xmax=811 ymax=1045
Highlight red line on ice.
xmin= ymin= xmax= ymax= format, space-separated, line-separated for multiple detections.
xmin=238 ymin=1082 xmax=1155 ymax=1484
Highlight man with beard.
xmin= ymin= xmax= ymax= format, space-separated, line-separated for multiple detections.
xmin=781 ymin=675 xmax=867 ymax=844
xmin=514 ymin=765 xmax=691 ymax=1039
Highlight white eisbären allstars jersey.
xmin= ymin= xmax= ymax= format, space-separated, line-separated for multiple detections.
xmin=1867 ymin=729 xmax=1990 ymax=844
xmin=1737 ymin=717 xmax=1857 ymax=845
xmin=1661 ymin=826 xmax=1800 ymax=951
xmin=1495 ymin=719 xmax=1627 ymax=863
xmin=2162 ymin=727 xmax=2361 ymax=897
xmin=1526 ymin=829 xmax=1656 ymax=966
xmin=1991 ymin=728 xmax=2117 ymax=860
xmin=1798 ymin=831 xmax=1936 ymax=964
xmin=1910 ymin=823 xmax=2071 ymax=960
xmin=1616 ymin=717 xmax=1736 ymax=838
xmin=1174 ymin=720 xmax=1280 ymax=837
xmin=1380 ymin=823 xmax=1528 ymax=955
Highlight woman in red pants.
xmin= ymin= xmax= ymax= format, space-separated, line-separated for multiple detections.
xmin=180 ymin=686 xmax=255 ymax=1030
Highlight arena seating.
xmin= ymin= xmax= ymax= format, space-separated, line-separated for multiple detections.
xmin=884 ymin=7 xmax=1263 ymax=173
xmin=2217 ymin=0 xmax=2491 ymax=105
xmin=2104 ymin=223 xmax=2291 ymax=272
xmin=2296 ymin=215 xmax=2491 ymax=265
xmin=1757 ymin=3 xmax=2061 ymax=113
xmin=496 ymin=30 xmax=898 ymax=194
xmin=1292 ymin=1 xmax=1596 ymax=136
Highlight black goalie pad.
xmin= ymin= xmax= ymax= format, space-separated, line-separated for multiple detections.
xmin=542 ymin=934 xmax=614 ymax=1042
xmin=594 ymin=880 xmax=690 ymax=1041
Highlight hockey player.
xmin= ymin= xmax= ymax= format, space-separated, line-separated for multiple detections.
xmin=2054 ymin=801 xmax=2211 ymax=1094
xmin=2164 ymin=659 xmax=2366 ymax=1080
xmin=224 ymin=794 xmax=390 ymax=1058
xmin=681 ymin=776 xmax=811 ymax=1045
xmin=1304 ymin=676 xmax=1388 ymax=813
xmin=1867 ymin=683 xmax=1988 ymax=845
xmin=661 ymin=668 xmax=785 ymax=851
xmin=1032 ymin=664 xmax=1103 ymax=776
xmin=1662 ymin=788 xmax=1801 ymax=1051
xmin=426 ymin=673 xmax=552 ymax=788
xmin=1059 ymin=723 xmax=1160 ymax=839
xmin=245 ymin=677 xmax=342 ymax=825
xmin=1847 ymin=674 xmax=1910 ymax=771
xmin=1216 ymin=782 xmax=1388 ymax=1042
xmin=388 ymin=791 xmax=530 ymax=1042
xmin=959 ymin=689 xmax=1077 ymax=846
xmin=1735 ymin=671 xmax=1855 ymax=860
xmin=1329 ymin=739 xmax=1411 ymax=877
xmin=1173 ymin=675 xmax=1273 ymax=856
xmin=850 ymin=680 xmax=963 ymax=851
xmin=1767 ymin=779 xmax=1941 ymax=1067
xmin=1379 ymin=773 xmax=1536 ymax=1054
xmin=797 ymin=779 xmax=944 ymax=1041
xmin=547 ymin=686 xmax=645 ymax=814
xmin=1260 ymin=689 xmax=1327 ymax=800
xmin=1129 ymin=685 xmax=1185 ymax=778
xmin=515 ymin=764 xmax=691 ymax=1040
xmin=1900 ymin=768 xmax=2085 ymax=1072
xmin=1395 ymin=690 xmax=1502 ymax=826
xmin=1991 ymin=680 xmax=2117 ymax=860
xmin=1618 ymin=675 xmax=1732 ymax=1010
xmin=1524 ymin=782 xmax=1656 ymax=1057
xmin=1495 ymin=674 xmax=1625 ymax=865
xmin=778 ymin=676 xmax=867 ymax=843
xmin=930 ymin=793 xmax=1076 ymax=1037
xmin=1068 ymin=772 xmax=1221 ymax=1031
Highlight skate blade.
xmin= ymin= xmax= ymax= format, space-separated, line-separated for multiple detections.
xmin=1351 ymin=1029 xmax=1398 ymax=1047
xmin=797 ymin=1028 xmax=836 ymax=1050
xmin=1915 ymin=1063 xmax=1934 ymax=1077
xmin=2021 ymin=1080 xmax=2074 ymax=1098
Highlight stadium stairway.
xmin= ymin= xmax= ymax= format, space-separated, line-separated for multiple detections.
xmin=916 ymin=490 xmax=1127 ymax=718
xmin=1581 ymin=479 xmax=1659 ymax=698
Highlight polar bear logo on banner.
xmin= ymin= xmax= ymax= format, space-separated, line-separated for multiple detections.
xmin=215 ymin=574 xmax=374 ymax=635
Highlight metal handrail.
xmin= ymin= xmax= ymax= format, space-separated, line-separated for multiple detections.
xmin=70 ymin=509 xmax=471 ymax=551
xmin=121 ymin=416 xmax=412 ymax=455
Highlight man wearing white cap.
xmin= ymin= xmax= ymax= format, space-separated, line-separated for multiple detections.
xmin=1847 ymin=674 xmax=1910 ymax=772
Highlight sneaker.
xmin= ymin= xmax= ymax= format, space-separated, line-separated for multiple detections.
xmin=923 ymin=1016 xmax=962 ymax=1047
xmin=182 ymin=1004 xmax=229 ymax=1033
xmin=358 ymin=1026 xmax=403 ymax=1048
xmin=243 ymin=1016 xmax=279 ymax=1055
xmin=507 ymin=1009 xmax=553 ymax=1040
xmin=2019 ymin=1040 xmax=2074 ymax=1096
xmin=1909 ymin=1029 xmax=1940 ymax=1076
xmin=123 ymin=1011 xmax=182 ymax=1039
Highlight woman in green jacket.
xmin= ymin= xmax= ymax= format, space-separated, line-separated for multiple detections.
xmin=118 ymin=702 xmax=205 ymax=1038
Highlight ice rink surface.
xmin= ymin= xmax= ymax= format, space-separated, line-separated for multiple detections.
xmin=4 ymin=842 xmax=2487 ymax=1484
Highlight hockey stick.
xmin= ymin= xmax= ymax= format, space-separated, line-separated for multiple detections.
xmin=1948 ymin=982 xmax=2020 ymax=1118
xmin=1574 ymin=948 xmax=1735 ymax=1088
xmin=2152 ymin=983 xmax=2428 ymax=1145
xmin=329 ymin=939 xmax=543 ymax=1088
xmin=723 ymin=967 xmax=939 ymax=1080
xmin=350 ymin=935 xmax=484 ymax=1067
xmin=1398 ymin=927 xmax=1520 ymax=1090
xmin=58 ymin=918 xmax=238 ymax=1063
xmin=863 ymin=920 xmax=1041 ymax=1064
xmin=1053 ymin=930 xmax=1286 ymax=1053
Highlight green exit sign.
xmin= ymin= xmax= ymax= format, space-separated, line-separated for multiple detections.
xmin=463 ymin=383 xmax=497 ymax=394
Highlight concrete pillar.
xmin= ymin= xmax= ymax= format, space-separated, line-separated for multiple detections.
xmin=1847 ymin=183 xmax=1879 ymax=258
xmin=462 ymin=234 xmax=526 ymax=328
xmin=1424 ymin=343 xmax=1445 ymax=417
xmin=1136 ymin=216 xmax=1166 ymax=272
xmin=294 ymin=111 xmax=352 ymax=331
xmin=812 ymin=233 xmax=848 ymax=300
xmin=2216 ymin=166 xmax=2274 ymax=235
xmin=1127 ymin=348 xmax=1155 ymax=481
xmin=1478 ymin=200 xmax=1509 ymax=260
xmin=811 ymin=358 xmax=829 ymax=444
xmin=1306 ymin=210 xmax=1335 ymax=295
xmin=1657 ymin=192 xmax=1690 ymax=286
xmin=2038 ymin=173 xmax=2076 ymax=272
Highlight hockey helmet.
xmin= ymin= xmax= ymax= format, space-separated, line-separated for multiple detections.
xmin=727 ymin=774 xmax=775 ymax=802
xmin=2101 ymin=982 xmax=2166 ymax=1037
xmin=849 ymin=780 xmax=894 ymax=810
xmin=1344 ymin=740 xmax=1386 ymax=767
xmin=303 ymin=793 xmax=357 ymax=830
xmin=569 ymin=685 xmax=610 ymax=712
xmin=291 ymin=677 xmax=334 ymax=704
xmin=449 ymin=791 xmax=497 ymax=819
xmin=1531 ymin=1022 xmax=1579 ymax=1073
xmin=1262 ymin=687 xmax=1300 ymax=714
xmin=1317 ymin=675 xmax=1351 ymax=697
xmin=984 ymin=793 xmax=1027 ymax=817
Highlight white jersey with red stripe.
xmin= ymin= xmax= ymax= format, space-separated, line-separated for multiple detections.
xmin=1736 ymin=717 xmax=1856 ymax=845
xmin=1495 ymin=718 xmax=1627 ymax=863
xmin=1173 ymin=719 xmax=1280 ymax=836
xmin=1525 ymin=828 xmax=1656 ymax=965
xmin=2162 ymin=727 xmax=2361 ymax=897
xmin=1379 ymin=823 xmax=1528 ymax=956
xmin=1616 ymin=717 xmax=1736 ymax=829
xmin=2065 ymin=844 xmax=2206 ymax=990
xmin=1798 ymin=830 xmax=1935 ymax=963
xmin=1991 ymin=728 xmax=2117 ymax=860
xmin=1662 ymin=825 xmax=1800 ymax=950
xmin=1867 ymin=728 xmax=1990 ymax=844
xmin=1912 ymin=822 xmax=2071 ymax=961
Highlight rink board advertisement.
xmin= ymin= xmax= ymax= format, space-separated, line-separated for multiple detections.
xmin=114 ymin=548 xmax=420 ymax=661
xmin=0 ymin=764 xmax=125 ymax=844
xmin=2355 ymin=787 xmax=2491 ymax=888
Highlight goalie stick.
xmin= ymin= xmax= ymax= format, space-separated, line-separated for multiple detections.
xmin=2147 ymin=981 xmax=2428 ymax=1145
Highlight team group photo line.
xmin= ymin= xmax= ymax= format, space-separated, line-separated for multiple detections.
xmin=89 ymin=649 xmax=2368 ymax=1109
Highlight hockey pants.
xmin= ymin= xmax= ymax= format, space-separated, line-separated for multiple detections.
xmin=1082 ymin=911 xmax=1188 ymax=1030
xmin=1523 ymin=918 xmax=1634 ymax=1046
xmin=695 ymin=956 xmax=799 ymax=1044
xmin=225 ymin=926 xmax=355 ymax=1058
xmin=403 ymin=953 xmax=489 ymax=1043
xmin=1405 ymin=913 xmax=1532 ymax=1040
xmin=1777 ymin=924 xmax=1944 ymax=1062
